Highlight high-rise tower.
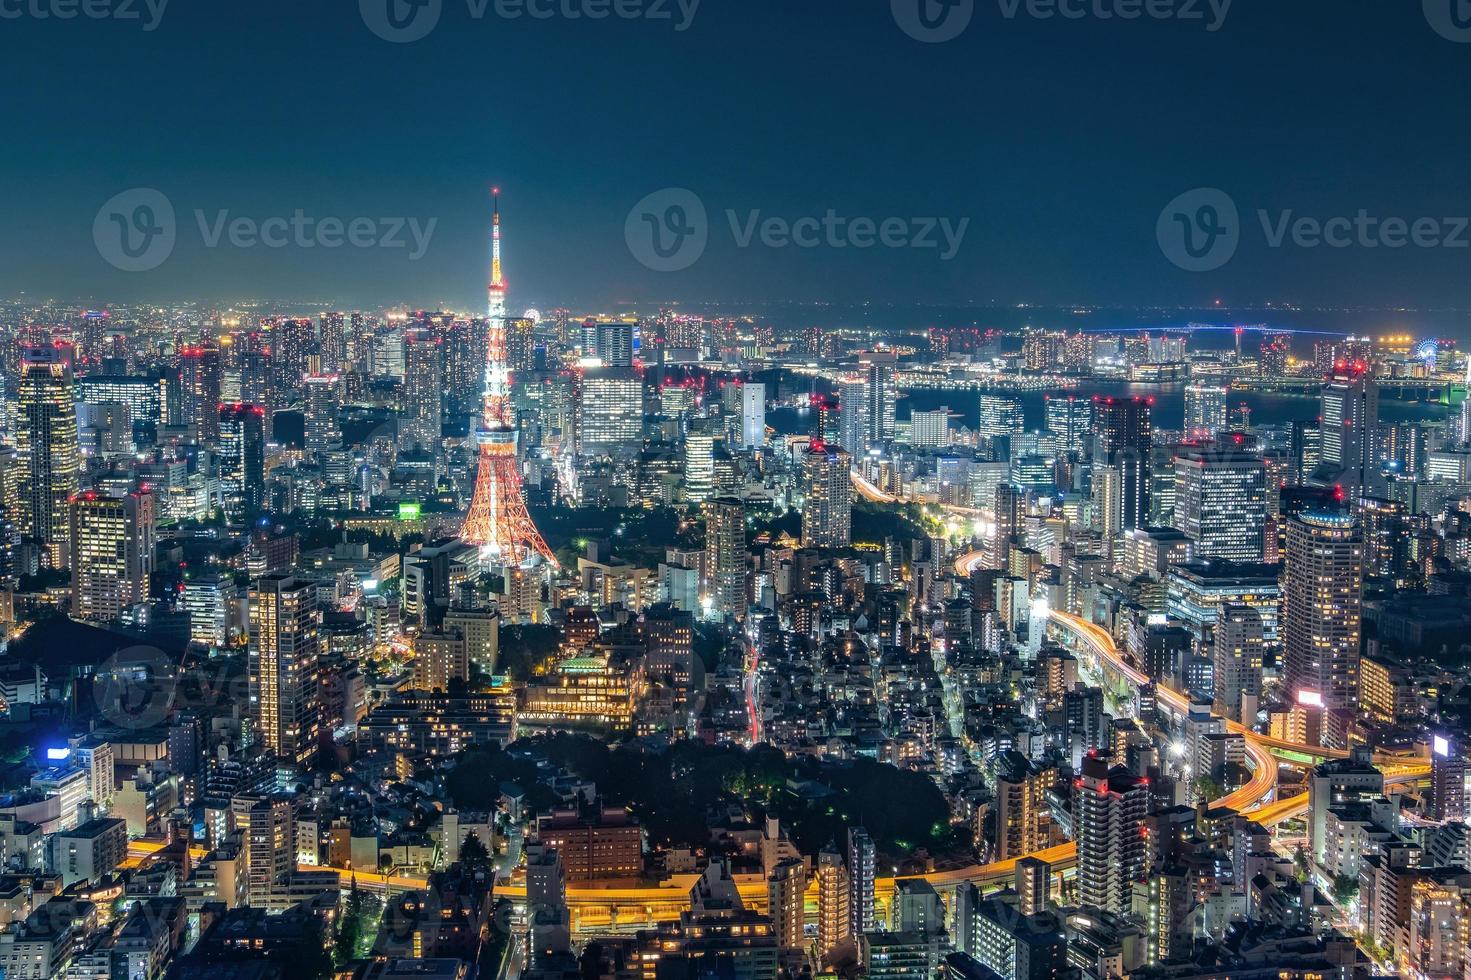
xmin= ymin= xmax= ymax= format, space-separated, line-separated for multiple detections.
xmin=461 ymin=191 xmax=557 ymax=568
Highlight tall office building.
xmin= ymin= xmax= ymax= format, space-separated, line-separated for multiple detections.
xmin=1173 ymin=449 xmax=1267 ymax=561
xmin=302 ymin=374 xmax=341 ymax=453
xmin=1182 ymin=384 xmax=1228 ymax=438
xmin=1289 ymin=419 xmax=1321 ymax=484
xmin=991 ymin=482 xmax=1020 ymax=571
xmin=177 ymin=346 xmax=223 ymax=442
xmin=1091 ymin=464 xmax=1123 ymax=549
xmin=1092 ymin=396 xmax=1152 ymax=531
xmin=593 ymin=321 xmax=634 ymax=367
xmin=1319 ymin=362 xmax=1378 ymax=490
xmin=977 ymin=393 xmax=1025 ymax=441
xmin=1212 ymin=603 xmax=1264 ymax=723
xmin=1073 ymin=754 xmax=1149 ymax=915
xmin=248 ymin=574 xmax=321 ymax=763
xmin=219 ymin=404 xmax=266 ymax=519
xmin=68 ymin=489 xmax=155 ymax=624
xmin=740 ymin=383 xmax=766 ymax=450
xmin=401 ymin=330 xmax=443 ymax=456
xmin=860 ymin=351 xmax=896 ymax=447
xmin=1429 ymin=735 xmax=1466 ymax=823
xmin=704 ymin=497 xmax=746 ymax=620
xmin=683 ymin=429 xmax=719 ymax=504
xmin=577 ymin=368 xmax=644 ymax=457
xmin=847 ymin=827 xmax=876 ymax=938
xmin=801 ymin=444 xmax=853 ymax=549
xmin=910 ymin=408 xmax=950 ymax=448
xmin=16 ymin=346 xmax=80 ymax=559
xmin=1044 ymin=395 xmax=1091 ymax=455
xmin=836 ymin=375 xmax=870 ymax=454
xmin=506 ymin=316 xmax=536 ymax=372
xmin=317 ymin=312 xmax=346 ymax=373
xmin=1379 ymin=421 xmax=1425 ymax=478
xmin=1283 ymin=511 xmax=1363 ymax=723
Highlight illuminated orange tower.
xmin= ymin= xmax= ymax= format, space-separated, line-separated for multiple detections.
xmin=460 ymin=190 xmax=557 ymax=568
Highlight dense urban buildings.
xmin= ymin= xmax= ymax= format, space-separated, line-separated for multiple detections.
xmin=2 ymin=293 xmax=1470 ymax=980
xmin=1 ymin=170 xmax=1470 ymax=980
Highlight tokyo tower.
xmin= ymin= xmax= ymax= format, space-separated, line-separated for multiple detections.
xmin=460 ymin=190 xmax=557 ymax=568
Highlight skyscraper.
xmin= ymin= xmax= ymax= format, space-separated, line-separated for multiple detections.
xmin=317 ymin=312 xmax=346 ymax=373
xmin=577 ymin=368 xmax=644 ymax=458
xmin=1283 ymin=511 xmax=1363 ymax=726
xmin=593 ymin=320 xmax=634 ymax=367
xmin=1173 ymin=448 xmax=1266 ymax=561
xmin=1073 ymin=753 xmax=1149 ymax=915
xmin=1212 ymin=603 xmax=1264 ymax=723
xmin=249 ymin=574 xmax=321 ymax=763
xmin=977 ymin=393 xmax=1025 ymax=441
xmin=303 ymin=374 xmax=341 ymax=453
xmin=837 ymin=374 xmax=869 ymax=452
xmin=801 ymin=444 xmax=853 ymax=549
xmin=767 ymin=856 xmax=806 ymax=952
xmin=68 ymin=489 xmax=155 ymax=624
xmin=910 ymin=408 xmax=950 ymax=448
xmin=177 ymin=346 xmax=222 ymax=443
xmin=1429 ymin=734 xmax=1467 ymax=823
xmin=991 ymin=482 xmax=1020 ymax=571
xmin=1092 ymin=396 xmax=1152 ymax=531
xmin=740 ymin=382 xmax=766 ymax=450
xmin=1319 ymin=362 xmax=1378 ymax=490
xmin=219 ymin=404 xmax=266 ymax=519
xmin=704 ymin=496 xmax=746 ymax=620
xmin=817 ymin=850 xmax=850 ymax=964
xmin=1044 ymin=394 xmax=1091 ymax=456
xmin=401 ymin=330 xmax=443 ymax=457
xmin=1182 ymin=384 xmax=1228 ymax=438
xmin=506 ymin=316 xmax=537 ymax=372
xmin=16 ymin=346 xmax=80 ymax=560
xmin=861 ymin=351 xmax=896 ymax=446
xmin=233 ymin=795 xmax=295 ymax=907
xmin=847 ymin=826 xmax=876 ymax=938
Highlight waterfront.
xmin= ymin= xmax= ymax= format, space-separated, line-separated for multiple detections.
xmin=770 ymin=381 xmax=1453 ymax=437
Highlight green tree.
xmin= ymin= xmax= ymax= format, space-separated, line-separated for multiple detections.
xmin=460 ymin=831 xmax=492 ymax=875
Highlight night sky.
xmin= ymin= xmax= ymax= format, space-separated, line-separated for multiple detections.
xmin=3 ymin=0 xmax=1470 ymax=316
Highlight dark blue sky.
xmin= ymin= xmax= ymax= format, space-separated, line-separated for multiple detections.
xmin=3 ymin=0 xmax=1470 ymax=316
